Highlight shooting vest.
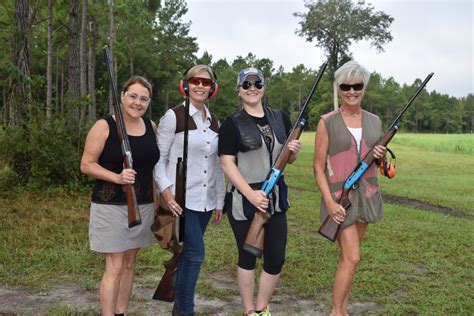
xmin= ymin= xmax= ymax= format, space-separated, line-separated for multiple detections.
xmin=171 ymin=103 xmax=219 ymax=134
xmin=320 ymin=109 xmax=384 ymax=228
xmin=228 ymin=107 xmax=289 ymax=221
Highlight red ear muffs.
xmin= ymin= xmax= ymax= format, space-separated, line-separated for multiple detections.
xmin=208 ymin=82 xmax=218 ymax=99
xmin=179 ymin=79 xmax=189 ymax=97
xmin=179 ymin=80 xmax=219 ymax=99
xmin=379 ymin=147 xmax=396 ymax=179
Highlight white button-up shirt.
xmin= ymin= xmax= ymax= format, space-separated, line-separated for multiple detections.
xmin=154 ymin=102 xmax=225 ymax=212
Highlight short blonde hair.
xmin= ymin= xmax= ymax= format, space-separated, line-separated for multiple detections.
xmin=334 ymin=60 xmax=370 ymax=86
xmin=184 ymin=65 xmax=216 ymax=82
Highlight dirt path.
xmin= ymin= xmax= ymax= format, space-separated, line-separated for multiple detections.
xmin=383 ymin=194 xmax=473 ymax=219
xmin=0 ymin=272 xmax=380 ymax=315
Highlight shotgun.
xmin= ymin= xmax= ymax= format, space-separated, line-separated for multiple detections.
xmin=153 ymin=89 xmax=190 ymax=301
xmin=243 ymin=61 xmax=328 ymax=257
xmin=318 ymin=72 xmax=434 ymax=242
xmin=103 ymin=46 xmax=141 ymax=228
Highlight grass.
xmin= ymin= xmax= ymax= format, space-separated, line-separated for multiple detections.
xmin=1 ymin=132 xmax=473 ymax=314
xmin=391 ymin=133 xmax=474 ymax=155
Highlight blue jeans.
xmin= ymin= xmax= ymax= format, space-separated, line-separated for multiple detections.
xmin=174 ymin=208 xmax=212 ymax=314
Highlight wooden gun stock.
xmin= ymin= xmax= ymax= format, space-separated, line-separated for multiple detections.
xmin=243 ymin=211 xmax=271 ymax=257
xmin=152 ymin=250 xmax=180 ymax=302
xmin=318 ymin=190 xmax=351 ymax=242
xmin=103 ymin=46 xmax=141 ymax=228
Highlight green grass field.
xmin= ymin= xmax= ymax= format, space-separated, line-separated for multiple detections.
xmin=0 ymin=133 xmax=473 ymax=314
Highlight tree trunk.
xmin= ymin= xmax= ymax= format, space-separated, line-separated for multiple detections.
xmin=87 ymin=0 xmax=97 ymax=124
xmin=333 ymin=82 xmax=339 ymax=110
xmin=108 ymin=0 xmax=116 ymax=115
xmin=60 ymin=59 xmax=65 ymax=116
xmin=46 ymin=0 xmax=53 ymax=123
xmin=8 ymin=0 xmax=31 ymax=126
xmin=68 ymin=0 xmax=81 ymax=127
xmin=79 ymin=0 xmax=89 ymax=130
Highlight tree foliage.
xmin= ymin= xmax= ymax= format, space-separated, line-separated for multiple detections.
xmin=0 ymin=0 xmax=471 ymax=189
xmin=294 ymin=0 xmax=394 ymax=72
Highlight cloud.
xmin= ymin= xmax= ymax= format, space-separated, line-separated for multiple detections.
xmin=185 ymin=0 xmax=473 ymax=97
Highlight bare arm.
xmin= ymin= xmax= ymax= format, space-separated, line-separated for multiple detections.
xmin=80 ymin=119 xmax=135 ymax=185
xmin=220 ymin=154 xmax=269 ymax=213
xmin=313 ymin=119 xmax=345 ymax=224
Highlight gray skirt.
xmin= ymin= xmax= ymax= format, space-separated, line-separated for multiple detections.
xmin=89 ymin=202 xmax=154 ymax=253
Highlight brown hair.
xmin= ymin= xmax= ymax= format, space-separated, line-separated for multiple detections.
xmin=122 ymin=76 xmax=153 ymax=96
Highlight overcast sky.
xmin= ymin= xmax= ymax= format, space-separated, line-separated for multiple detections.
xmin=183 ymin=0 xmax=473 ymax=98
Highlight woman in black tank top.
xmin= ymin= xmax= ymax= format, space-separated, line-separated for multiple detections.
xmin=81 ymin=76 xmax=159 ymax=315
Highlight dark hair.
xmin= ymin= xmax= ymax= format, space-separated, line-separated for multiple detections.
xmin=122 ymin=76 xmax=153 ymax=96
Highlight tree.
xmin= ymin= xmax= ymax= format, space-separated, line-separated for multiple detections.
xmin=67 ymin=0 xmax=80 ymax=129
xmin=295 ymin=0 xmax=393 ymax=72
xmin=46 ymin=0 xmax=53 ymax=123
xmin=8 ymin=0 xmax=32 ymax=126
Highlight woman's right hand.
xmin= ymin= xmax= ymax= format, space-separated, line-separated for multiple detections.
xmin=117 ymin=168 xmax=137 ymax=185
xmin=250 ymin=190 xmax=269 ymax=213
xmin=161 ymin=188 xmax=183 ymax=216
xmin=327 ymin=200 xmax=346 ymax=224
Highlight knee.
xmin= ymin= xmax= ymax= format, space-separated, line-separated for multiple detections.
xmin=122 ymin=257 xmax=136 ymax=272
xmin=105 ymin=262 xmax=124 ymax=279
xmin=183 ymin=245 xmax=205 ymax=264
xmin=263 ymin=259 xmax=285 ymax=275
xmin=122 ymin=250 xmax=138 ymax=271
xmin=341 ymin=253 xmax=361 ymax=270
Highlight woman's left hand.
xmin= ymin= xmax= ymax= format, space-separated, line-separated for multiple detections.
xmin=212 ymin=209 xmax=223 ymax=224
xmin=373 ymin=145 xmax=387 ymax=160
xmin=288 ymin=139 xmax=301 ymax=155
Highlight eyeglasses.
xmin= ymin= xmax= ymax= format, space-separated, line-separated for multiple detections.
xmin=188 ymin=77 xmax=213 ymax=87
xmin=241 ymin=80 xmax=264 ymax=90
xmin=339 ymin=83 xmax=364 ymax=91
xmin=125 ymin=91 xmax=151 ymax=103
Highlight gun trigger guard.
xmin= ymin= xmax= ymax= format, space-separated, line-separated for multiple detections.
xmin=352 ymin=183 xmax=359 ymax=190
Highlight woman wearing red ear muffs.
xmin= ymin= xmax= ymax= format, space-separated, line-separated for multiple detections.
xmin=313 ymin=60 xmax=387 ymax=316
xmin=154 ymin=65 xmax=225 ymax=316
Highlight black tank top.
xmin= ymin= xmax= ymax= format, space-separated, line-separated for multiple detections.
xmin=91 ymin=116 xmax=160 ymax=204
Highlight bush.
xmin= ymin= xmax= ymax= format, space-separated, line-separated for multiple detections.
xmin=0 ymin=118 xmax=88 ymax=190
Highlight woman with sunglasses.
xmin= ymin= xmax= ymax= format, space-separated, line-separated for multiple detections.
xmin=81 ymin=76 xmax=159 ymax=315
xmin=313 ymin=60 xmax=386 ymax=316
xmin=218 ymin=67 xmax=301 ymax=316
xmin=154 ymin=65 xmax=225 ymax=316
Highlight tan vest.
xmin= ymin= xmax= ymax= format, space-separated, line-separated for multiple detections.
xmin=320 ymin=110 xmax=384 ymax=227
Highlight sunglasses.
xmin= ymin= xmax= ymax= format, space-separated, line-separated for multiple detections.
xmin=241 ymin=80 xmax=264 ymax=90
xmin=339 ymin=83 xmax=364 ymax=91
xmin=188 ymin=77 xmax=213 ymax=87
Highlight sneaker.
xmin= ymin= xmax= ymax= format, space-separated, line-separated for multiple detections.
xmin=244 ymin=310 xmax=260 ymax=316
xmin=259 ymin=306 xmax=271 ymax=316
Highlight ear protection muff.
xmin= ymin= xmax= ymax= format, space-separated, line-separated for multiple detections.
xmin=379 ymin=147 xmax=396 ymax=179
xmin=179 ymin=65 xmax=218 ymax=99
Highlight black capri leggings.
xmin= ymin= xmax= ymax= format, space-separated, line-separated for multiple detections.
xmin=228 ymin=210 xmax=287 ymax=275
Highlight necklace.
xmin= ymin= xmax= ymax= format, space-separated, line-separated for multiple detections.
xmin=341 ymin=107 xmax=361 ymax=117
